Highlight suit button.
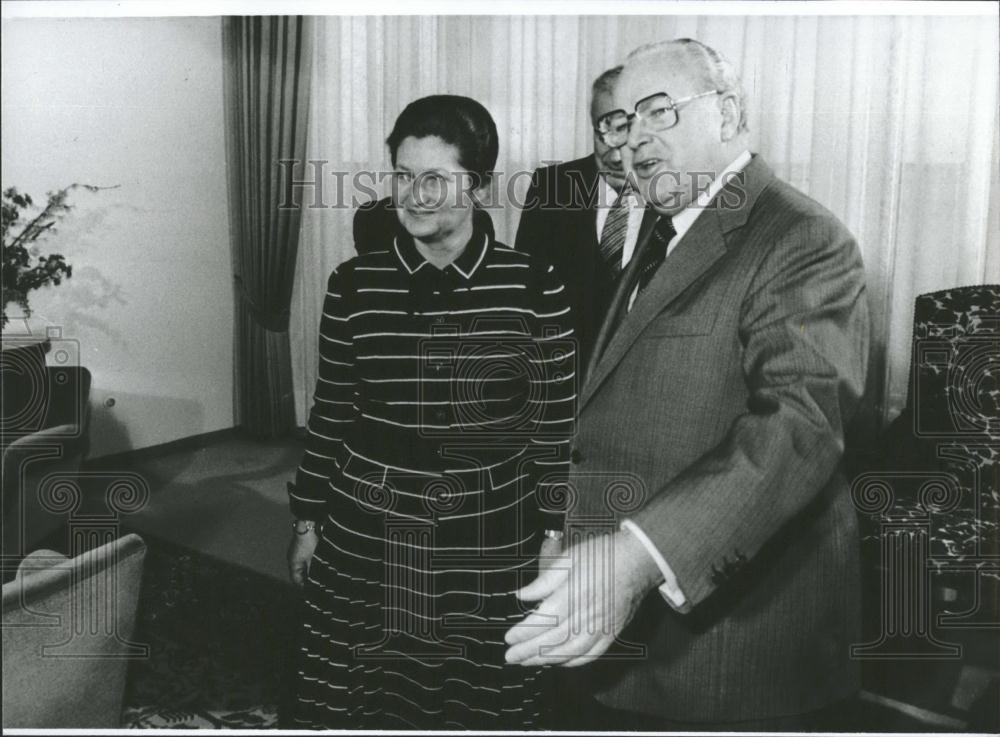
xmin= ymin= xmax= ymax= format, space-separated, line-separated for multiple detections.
xmin=710 ymin=564 xmax=726 ymax=586
xmin=570 ymin=449 xmax=583 ymax=464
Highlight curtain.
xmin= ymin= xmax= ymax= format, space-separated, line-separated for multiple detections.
xmin=291 ymin=14 xmax=1000 ymax=432
xmin=224 ymin=16 xmax=313 ymax=437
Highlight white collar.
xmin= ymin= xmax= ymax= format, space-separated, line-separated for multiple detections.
xmin=671 ymin=149 xmax=752 ymax=240
xmin=598 ymin=173 xmax=623 ymax=207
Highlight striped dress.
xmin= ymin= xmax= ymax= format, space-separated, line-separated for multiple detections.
xmin=288 ymin=223 xmax=576 ymax=729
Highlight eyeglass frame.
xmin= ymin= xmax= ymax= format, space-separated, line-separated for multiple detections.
xmin=594 ymin=89 xmax=722 ymax=147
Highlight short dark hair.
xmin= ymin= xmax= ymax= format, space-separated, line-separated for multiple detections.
xmin=386 ymin=95 xmax=499 ymax=189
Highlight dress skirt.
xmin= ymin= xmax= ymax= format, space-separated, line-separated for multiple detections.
xmin=291 ymin=443 xmax=547 ymax=730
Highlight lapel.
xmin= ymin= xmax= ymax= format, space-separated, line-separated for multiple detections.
xmin=584 ymin=207 xmax=658 ymax=381
xmin=575 ymin=155 xmax=601 ymax=251
xmin=579 ymin=154 xmax=775 ymax=409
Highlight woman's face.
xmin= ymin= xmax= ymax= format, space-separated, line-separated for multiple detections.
xmin=392 ymin=135 xmax=480 ymax=246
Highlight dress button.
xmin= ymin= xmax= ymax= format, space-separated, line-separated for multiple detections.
xmin=570 ymin=449 xmax=583 ymax=464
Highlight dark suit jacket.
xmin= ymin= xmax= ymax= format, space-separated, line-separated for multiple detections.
xmin=352 ymin=197 xmax=495 ymax=255
xmin=570 ymin=155 xmax=870 ymax=722
xmin=515 ymin=155 xmax=618 ymax=367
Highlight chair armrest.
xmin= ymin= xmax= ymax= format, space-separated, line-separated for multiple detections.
xmin=14 ymin=549 xmax=69 ymax=580
xmin=2 ymin=423 xmax=87 ymax=459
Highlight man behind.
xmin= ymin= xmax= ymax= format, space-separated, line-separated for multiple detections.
xmin=515 ymin=66 xmax=648 ymax=365
xmin=506 ymin=38 xmax=871 ymax=731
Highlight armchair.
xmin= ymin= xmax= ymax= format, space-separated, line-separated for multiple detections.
xmin=2 ymin=533 xmax=147 ymax=728
xmin=1 ymin=364 xmax=92 ymax=580
xmin=853 ymin=284 xmax=999 ymax=727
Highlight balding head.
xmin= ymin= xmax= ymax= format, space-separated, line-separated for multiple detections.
xmin=626 ymin=39 xmax=748 ymax=134
xmin=615 ymin=38 xmax=747 ymax=215
xmin=590 ymin=65 xmax=628 ymax=191
xmin=590 ymin=65 xmax=623 ymax=125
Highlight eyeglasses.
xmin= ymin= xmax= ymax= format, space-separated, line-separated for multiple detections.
xmin=594 ymin=90 xmax=721 ymax=147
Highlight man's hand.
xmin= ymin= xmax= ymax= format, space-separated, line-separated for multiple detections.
xmin=537 ymin=533 xmax=564 ymax=574
xmin=287 ymin=529 xmax=319 ymax=587
xmin=504 ymin=529 xmax=662 ymax=667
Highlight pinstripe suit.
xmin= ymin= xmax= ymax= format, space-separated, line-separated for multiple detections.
xmin=566 ymin=154 xmax=870 ymax=721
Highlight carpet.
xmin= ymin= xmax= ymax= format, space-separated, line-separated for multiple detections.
xmin=120 ymin=532 xmax=298 ymax=729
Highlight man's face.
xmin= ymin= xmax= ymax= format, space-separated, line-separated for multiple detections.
xmin=616 ymin=52 xmax=728 ymax=215
xmin=591 ymin=88 xmax=627 ymax=192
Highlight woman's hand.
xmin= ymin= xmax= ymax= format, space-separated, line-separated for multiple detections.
xmin=288 ymin=529 xmax=320 ymax=587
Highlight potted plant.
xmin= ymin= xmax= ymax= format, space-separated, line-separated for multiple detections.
xmin=1 ymin=184 xmax=108 ymax=450
xmin=1 ymin=184 xmax=105 ymax=328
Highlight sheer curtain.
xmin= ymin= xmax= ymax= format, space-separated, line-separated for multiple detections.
xmin=291 ymin=13 xmax=1000 ymax=430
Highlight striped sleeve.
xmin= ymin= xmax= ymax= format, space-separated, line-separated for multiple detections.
xmin=528 ymin=262 xmax=577 ymax=531
xmin=289 ymin=267 xmax=358 ymax=521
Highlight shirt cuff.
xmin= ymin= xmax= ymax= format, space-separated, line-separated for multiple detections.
xmin=620 ymin=518 xmax=688 ymax=610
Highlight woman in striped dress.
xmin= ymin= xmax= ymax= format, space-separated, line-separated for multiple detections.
xmin=286 ymin=95 xmax=576 ymax=729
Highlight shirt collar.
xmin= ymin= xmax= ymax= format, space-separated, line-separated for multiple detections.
xmin=599 ymin=173 xmax=643 ymax=208
xmin=392 ymin=218 xmax=491 ymax=281
xmin=393 ymin=231 xmax=430 ymax=275
xmin=598 ymin=174 xmax=618 ymax=207
xmin=671 ymin=149 xmax=752 ymax=242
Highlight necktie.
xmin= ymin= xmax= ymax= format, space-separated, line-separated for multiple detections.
xmin=599 ymin=186 xmax=634 ymax=275
xmin=602 ymin=214 xmax=676 ymax=345
xmin=632 ymin=215 xmax=676 ymax=300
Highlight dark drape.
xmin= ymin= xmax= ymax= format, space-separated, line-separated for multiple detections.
xmin=222 ymin=16 xmax=313 ymax=437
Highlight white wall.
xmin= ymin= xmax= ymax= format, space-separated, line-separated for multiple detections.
xmin=1 ymin=17 xmax=233 ymax=458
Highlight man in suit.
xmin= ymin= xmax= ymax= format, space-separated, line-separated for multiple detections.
xmin=515 ymin=66 xmax=648 ymax=365
xmin=505 ymin=38 xmax=870 ymax=731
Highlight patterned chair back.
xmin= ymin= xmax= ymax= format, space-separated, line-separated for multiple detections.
xmin=906 ymin=284 xmax=999 ymax=440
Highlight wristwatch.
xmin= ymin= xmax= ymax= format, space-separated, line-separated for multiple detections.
xmin=292 ymin=519 xmax=318 ymax=535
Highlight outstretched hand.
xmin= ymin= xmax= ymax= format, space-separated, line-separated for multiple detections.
xmin=504 ymin=530 xmax=662 ymax=667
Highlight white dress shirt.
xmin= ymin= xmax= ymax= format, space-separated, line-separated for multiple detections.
xmin=622 ymin=149 xmax=752 ymax=609
xmin=627 ymin=149 xmax=752 ymax=312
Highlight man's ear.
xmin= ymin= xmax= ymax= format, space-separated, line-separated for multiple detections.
xmin=719 ymin=94 xmax=740 ymax=142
